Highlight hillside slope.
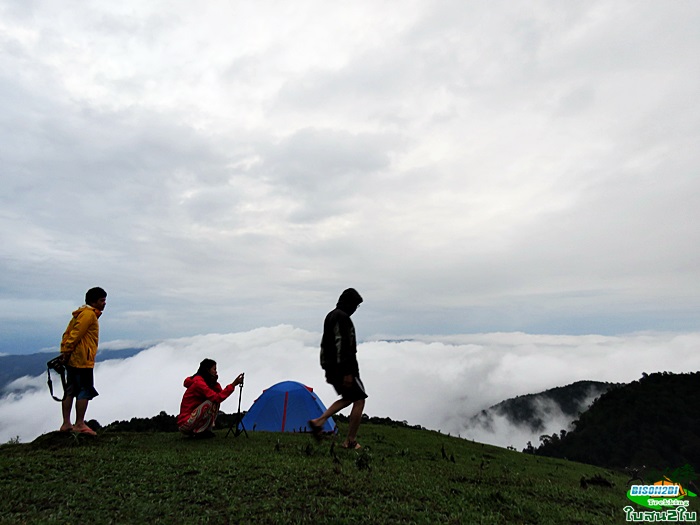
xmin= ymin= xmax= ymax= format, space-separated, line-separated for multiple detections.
xmin=0 ymin=348 xmax=144 ymax=392
xmin=469 ymin=380 xmax=616 ymax=432
xmin=534 ymin=371 xmax=700 ymax=470
xmin=0 ymin=421 xmax=631 ymax=524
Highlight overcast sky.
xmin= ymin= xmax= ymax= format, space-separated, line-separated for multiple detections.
xmin=1 ymin=1 xmax=700 ymax=356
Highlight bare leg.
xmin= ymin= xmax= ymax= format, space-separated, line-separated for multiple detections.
xmin=72 ymin=400 xmax=96 ymax=435
xmin=310 ymin=398 xmax=353 ymax=429
xmin=60 ymin=397 xmax=74 ymax=431
xmin=347 ymin=399 xmax=365 ymax=443
xmin=75 ymin=399 xmax=89 ymax=426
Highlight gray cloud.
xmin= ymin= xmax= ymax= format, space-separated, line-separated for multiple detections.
xmin=1 ymin=1 xmax=699 ymax=354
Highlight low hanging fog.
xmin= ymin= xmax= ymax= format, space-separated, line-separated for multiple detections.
xmin=2 ymin=326 xmax=698 ymax=448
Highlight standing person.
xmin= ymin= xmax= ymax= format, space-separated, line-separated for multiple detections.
xmin=309 ymin=288 xmax=367 ymax=449
xmin=178 ymin=359 xmax=245 ymax=438
xmin=59 ymin=287 xmax=107 ymax=435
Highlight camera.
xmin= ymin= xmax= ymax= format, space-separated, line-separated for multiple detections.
xmin=47 ymin=355 xmax=66 ymax=375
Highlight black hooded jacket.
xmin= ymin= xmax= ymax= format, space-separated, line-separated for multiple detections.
xmin=320 ymin=289 xmax=363 ymax=377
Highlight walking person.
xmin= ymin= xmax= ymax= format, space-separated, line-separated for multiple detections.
xmin=178 ymin=358 xmax=244 ymax=438
xmin=59 ymin=287 xmax=107 ymax=435
xmin=309 ymin=288 xmax=367 ymax=449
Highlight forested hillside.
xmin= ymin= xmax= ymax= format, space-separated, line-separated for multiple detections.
xmin=471 ymin=380 xmax=616 ymax=432
xmin=533 ymin=371 xmax=700 ymax=470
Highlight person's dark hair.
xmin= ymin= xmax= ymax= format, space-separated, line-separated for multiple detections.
xmin=195 ymin=358 xmax=218 ymax=389
xmin=85 ymin=287 xmax=107 ymax=305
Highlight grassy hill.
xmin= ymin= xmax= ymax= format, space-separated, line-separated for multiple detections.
xmin=0 ymin=421 xmax=633 ymax=524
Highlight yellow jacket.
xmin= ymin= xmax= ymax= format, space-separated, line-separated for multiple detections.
xmin=60 ymin=306 xmax=102 ymax=368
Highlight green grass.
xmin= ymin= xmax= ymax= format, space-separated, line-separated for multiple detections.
xmin=0 ymin=423 xmax=632 ymax=524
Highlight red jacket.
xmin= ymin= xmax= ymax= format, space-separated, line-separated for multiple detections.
xmin=177 ymin=375 xmax=235 ymax=426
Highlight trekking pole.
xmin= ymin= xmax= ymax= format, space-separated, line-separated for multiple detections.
xmin=226 ymin=376 xmax=248 ymax=438
xmin=235 ymin=376 xmax=248 ymax=438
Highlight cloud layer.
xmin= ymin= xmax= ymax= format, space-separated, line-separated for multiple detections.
xmin=2 ymin=327 xmax=699 ymax=448
xmin=1 ymin=1 xmax=699 ymax=354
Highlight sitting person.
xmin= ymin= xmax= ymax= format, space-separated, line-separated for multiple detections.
xmin=177 ymin=358 xmax=244 ymax=438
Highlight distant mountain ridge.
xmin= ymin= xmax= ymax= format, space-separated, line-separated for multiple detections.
xmin=0 ymin=348 xmax=145 ymax=393
xmin=467 ymin=380 xmax=619 ymax=434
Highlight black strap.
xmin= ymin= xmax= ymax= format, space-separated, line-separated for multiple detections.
xmin=46 ymin=358 xmax=67 ymax=402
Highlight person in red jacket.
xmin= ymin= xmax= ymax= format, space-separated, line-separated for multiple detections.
xmin=177 ymin=358 xmax=244 ymax=438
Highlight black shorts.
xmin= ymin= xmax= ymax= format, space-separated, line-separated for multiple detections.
xmin=326 ymin=373 xmax=368 ymax=402
xmin=65 ymin=366 xmax=99 ymax=400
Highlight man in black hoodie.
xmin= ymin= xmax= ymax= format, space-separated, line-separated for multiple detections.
xmin=309 ymin=288 xmax=367 ymax=449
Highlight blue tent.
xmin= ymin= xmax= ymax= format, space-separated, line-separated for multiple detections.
xmin=242 ymin=380 xmax=336 ymax=433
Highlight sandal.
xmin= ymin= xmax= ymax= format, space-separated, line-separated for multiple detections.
xmin=341 ymin=440 xmax=361 ymax=450
xmin=73 ymin=424 xmax=96 ymax=436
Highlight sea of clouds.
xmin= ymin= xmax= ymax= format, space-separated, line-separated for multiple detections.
xmin=2 ymin=326 xmax=699 ymax=448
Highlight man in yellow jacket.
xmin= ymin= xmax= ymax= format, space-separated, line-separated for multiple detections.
xmin=59 ymin=287 xmax=107 ymax=435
